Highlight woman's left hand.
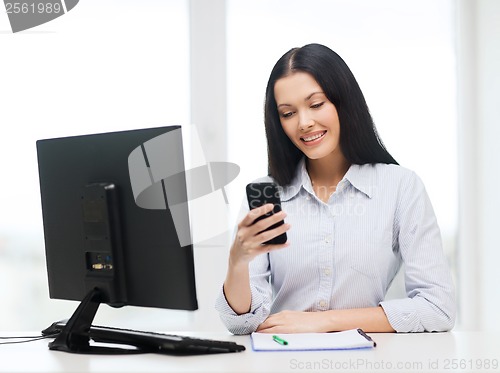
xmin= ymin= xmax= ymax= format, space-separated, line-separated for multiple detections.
xmin=256 ymin=310 xmax=331 ymax=333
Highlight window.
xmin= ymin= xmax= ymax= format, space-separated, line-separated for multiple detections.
xmin=0 ymin=0 xmax=190 ymax=330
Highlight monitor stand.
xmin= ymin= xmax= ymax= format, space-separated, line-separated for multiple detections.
xmin=48 ymin=288 xmax=143 ymax=354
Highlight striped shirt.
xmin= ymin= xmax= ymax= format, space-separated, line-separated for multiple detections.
xmin=215 ymin=158 xmax=456 ymax=334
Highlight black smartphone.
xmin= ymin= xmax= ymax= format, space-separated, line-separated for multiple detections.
xmin=246 ymin=182 xmax=287 ymax=245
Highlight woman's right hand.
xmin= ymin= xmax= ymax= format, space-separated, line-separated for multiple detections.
xmin=229 ymin=203 xmax=290 ymax=266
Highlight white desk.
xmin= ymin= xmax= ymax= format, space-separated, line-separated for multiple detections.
xmin=0 ymin=331 xmax=498 ymax=373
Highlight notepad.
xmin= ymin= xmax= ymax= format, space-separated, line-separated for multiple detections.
xmin=250 ymin=329 xmax=376 ymax=351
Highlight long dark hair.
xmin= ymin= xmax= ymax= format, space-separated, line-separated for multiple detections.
xmin=264 ymin=43 xmax=398 ymax=186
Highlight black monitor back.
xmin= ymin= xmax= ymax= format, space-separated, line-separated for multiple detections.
xmin=36 ymin=126 xmax=198 ymax=311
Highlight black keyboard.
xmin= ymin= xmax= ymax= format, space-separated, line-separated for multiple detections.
xmin=90 ymin=325 xmax=245 ymax=354
xmin=42 ymin=321 xmax=245 ymax=355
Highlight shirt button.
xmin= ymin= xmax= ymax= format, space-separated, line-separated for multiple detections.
xmin=319 ymin=300 xmax=327 ymax=308
xmin=324 ymin=236 xmax=332 ymax=244
xmin=323 ymin=268 xmax=331 ymax=276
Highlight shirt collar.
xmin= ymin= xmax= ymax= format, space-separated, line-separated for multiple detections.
xmin=343 ymin=163 xmax=375 ymax=198
xmin=280 ymin=158 xmax=310 ymax=202
xmin=280 ymin=158 xmax=376 ymax=201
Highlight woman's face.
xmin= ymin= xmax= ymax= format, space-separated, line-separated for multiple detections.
xmin=274 ymin=72 xmax=342 ymax=161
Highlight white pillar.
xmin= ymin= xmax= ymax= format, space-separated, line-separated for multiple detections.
xmin=189 ymin=0 xmax=227 ymax=161
xmin=457 ymin=0 xmax=500 ymax=331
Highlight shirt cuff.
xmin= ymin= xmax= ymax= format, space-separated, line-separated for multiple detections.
xmin=379 ymin=296 xmax=454 ymax=333
xmin=380 ymin=298 xmax=422 ymax=332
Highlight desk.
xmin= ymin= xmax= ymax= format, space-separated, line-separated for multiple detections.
xmin=0 ymin=331 xmax=498 ymax=373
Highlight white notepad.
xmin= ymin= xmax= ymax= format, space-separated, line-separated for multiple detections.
xmin=250 ymin=329 xmax=376 ymax=351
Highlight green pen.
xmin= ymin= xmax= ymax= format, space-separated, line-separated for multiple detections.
xmin=272 ymin=335 xmax=288 ymax=346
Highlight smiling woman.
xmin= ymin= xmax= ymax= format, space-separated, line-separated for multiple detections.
xmin=275 ymin=75 xmax=341 ymax=160
xmin=266 ymin=45 xmax=397 ymax=202
xmin=274 ymin=73 xmax=349 ymax=203
xmin=225 ymin=3 xmax=458 ymax=297
xmin=216 ymin=43 xmax=456 ymax=335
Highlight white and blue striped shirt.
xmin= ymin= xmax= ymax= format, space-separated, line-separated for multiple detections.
xmin=216 ymin=159 xmax=456 ymax=334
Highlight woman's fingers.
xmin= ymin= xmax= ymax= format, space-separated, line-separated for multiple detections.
xmin=255 ymin=221 xmax=290 ymax=245
xmin=231 ymin=205 xmax=290 ymax=264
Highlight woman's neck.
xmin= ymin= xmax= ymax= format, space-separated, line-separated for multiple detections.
xmin=306 ymin=153 xmax=350 ymax=202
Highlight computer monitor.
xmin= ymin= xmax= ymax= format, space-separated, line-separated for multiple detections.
xmin=36 ymin=126 xmax=198 ymax=354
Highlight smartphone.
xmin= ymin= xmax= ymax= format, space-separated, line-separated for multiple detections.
xmin=246 ymin=182 xmax=287 ymax=245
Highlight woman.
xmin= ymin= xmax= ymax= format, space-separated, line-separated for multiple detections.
xmin=216 ymin=43 xmax=455 ymax=335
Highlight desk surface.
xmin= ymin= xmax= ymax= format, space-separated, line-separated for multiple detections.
xmin=0 ymin=331 xmax=498 ymax=373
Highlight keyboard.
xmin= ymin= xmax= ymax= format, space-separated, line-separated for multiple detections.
xmin=42 ymin=321 xmax=245 ymax=355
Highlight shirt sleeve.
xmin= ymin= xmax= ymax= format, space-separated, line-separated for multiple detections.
xmin=215 ymin=253 xmax=273 ymax=335
xmin=214 ymin=196 xmax=274 ymax=335
xmin=379 ymin=171 xmax=456 ymax=332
